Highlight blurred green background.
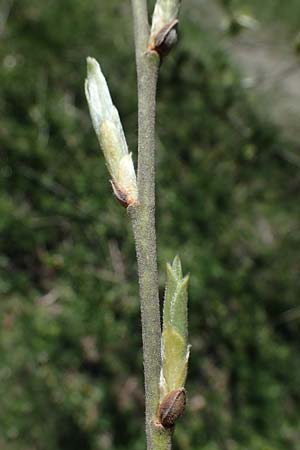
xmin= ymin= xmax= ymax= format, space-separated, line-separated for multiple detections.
xmin=1 ymin=0 xmax=300 ymax=449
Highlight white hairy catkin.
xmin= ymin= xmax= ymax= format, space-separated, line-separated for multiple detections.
xmin=85 ymin=57 xmax=138 ymax=206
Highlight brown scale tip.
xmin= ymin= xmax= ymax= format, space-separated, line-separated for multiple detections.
xmin=110 ymin=180 xmax=138 ymax=208
xmin=158 ymin=388 xmax=186 ymax=429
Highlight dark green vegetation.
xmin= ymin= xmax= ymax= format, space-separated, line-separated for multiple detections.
xmin=1 ymin=1 xmax=300 ymax=449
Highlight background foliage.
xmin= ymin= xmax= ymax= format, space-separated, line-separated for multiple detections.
xmin=1 ymin=1 xmax=300 ymax=449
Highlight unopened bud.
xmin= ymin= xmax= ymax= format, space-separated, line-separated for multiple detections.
xmin=160 ymin=256 xmax=190 ymax=400
xmin=85 ymin=57 xmax=138 ymax=207
xmin=149 ymin=0 xmax=181 ymax=55
xmin=158 ymin=388 xmax=186 ymax=429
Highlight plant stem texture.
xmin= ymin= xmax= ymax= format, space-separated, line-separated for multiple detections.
xmin=130 ymin=1 xmax=172 ymax=449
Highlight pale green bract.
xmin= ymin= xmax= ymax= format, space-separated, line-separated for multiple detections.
xmin=160 ymin=256 xmax=190 ymax=399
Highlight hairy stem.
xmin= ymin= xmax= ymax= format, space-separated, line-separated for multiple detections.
xmin=130 ymin=1 xmax=172 ymax=449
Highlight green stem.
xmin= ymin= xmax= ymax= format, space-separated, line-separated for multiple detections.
xmin=130 ymin=1 xmax=172 ymax=449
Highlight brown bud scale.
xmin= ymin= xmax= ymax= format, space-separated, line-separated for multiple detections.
xmin=148 ymin=19 xmax=179 ymax=57
xmin=158 ymin=388 xmax=186 ymax=428
xmin=110 ymin=179 xmax=138 ymax=208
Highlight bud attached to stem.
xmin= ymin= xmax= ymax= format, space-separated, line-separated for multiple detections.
xmin=157 ymin=256 xmax=190 ymax=429
xmin=149 ymin=0 xmax=181 ymax=56
xmin=158 ymin=387 xmax=186 ymax=429
xmin=85 ymin=57 xmax=138 ymax=207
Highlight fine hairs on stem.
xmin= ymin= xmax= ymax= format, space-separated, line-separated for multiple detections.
xmin=84 ymin=1 xmax=188 ymax=449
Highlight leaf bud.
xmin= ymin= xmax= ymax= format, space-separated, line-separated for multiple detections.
xmin=160 ymin=256 xmax=190 ymax=399
xmin=85 ymin=57 xmax=138 ymax=207
xmin=149 ymin=0 xmax=181 ymax=55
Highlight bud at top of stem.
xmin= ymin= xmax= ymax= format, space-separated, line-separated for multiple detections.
xmin=85 ymin=57 xmax=138 ymax=207
xmin=149 ymin=0 xmax=181 ymax=55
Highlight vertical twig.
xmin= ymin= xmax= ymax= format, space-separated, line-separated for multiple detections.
xmin=129 ymin=1 xmax=172 ymax=449
xmin=84 ymin=1 xmax=181 ymax=447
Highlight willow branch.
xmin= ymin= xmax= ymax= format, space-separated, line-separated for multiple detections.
xmin=129 ymin=1 xmax=171 ymax=450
